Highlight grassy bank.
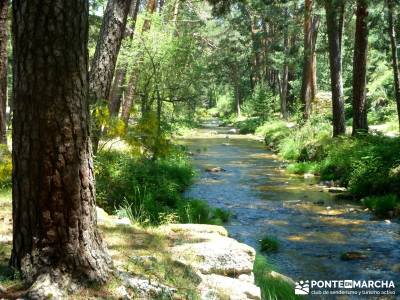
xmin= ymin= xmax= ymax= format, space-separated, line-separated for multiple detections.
xmin=253 ymin=255 xmax=300 ymax=300
xmin=251 ymin=117 xmax=400 ymax=217
xmin=95 ymin=146 xmax=230 ymax=226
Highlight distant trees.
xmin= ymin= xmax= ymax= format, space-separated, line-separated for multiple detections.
xmin=352 ymin=0 xmax=369 ymax=134
xmin=0 ymin=0 xmax=7 ymax=145
xmin=11 ymin=0 xmax=110 ymax=295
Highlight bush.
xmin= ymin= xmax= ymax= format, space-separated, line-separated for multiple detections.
xmin=257 ymin=116 xmax=400 ymax=216
xmin=95 ymin=147 xmax=230 ymax=226
xmin=260 ymin=236 xmax=279 ymax=253
xmin=0 ymin=145 xmax=11 ymax=190
xmin=363 ymin=194 xmax=400 ymax=217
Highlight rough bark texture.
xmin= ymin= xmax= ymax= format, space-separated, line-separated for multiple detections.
xmin=11 ymin=0 xmax=111 ymax=293
xmin=0 ymin=0 xmax=7 ymax=145
xmin=325 ymin=0 xmax=346 ymax=136
xmin=301 ymin=0 xmax=320 ymax=121
xmin=89 ymin=0 xmax=133 ymax=103
xmin=352 ymin=0 xmax=369 ymax=134
xmin=388 ymin=0 xmax=400 ymax=132
xmin=121 ymin=0 xmax=157 ymax=125
xmin=280 ymin=13 xmax=289 ymax=120
xmin=108 ymin=0 xmax=141 ymax=118
xmin=301 ymin=0 xmax=314 ymax=120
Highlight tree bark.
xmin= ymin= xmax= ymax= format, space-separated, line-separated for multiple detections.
xmin=352 ymin=0 xmax=369 ymax=135
xmin=388 ymin=0 xmax=400 ymax=132
xmin=108 ymin=0 xmax=141 ymax=118
xmin=325 ymin=0 xmax=346 ymax=136
xmin=0 ymin=0 xmax=7 ymax=145
xmin=280 ymin=13 xmax=289 ymax=120
xmin=301 ymin=0 xmax=320 ymax=121
xmin=11 ymin=0 xmax=111 ymax=295
xmin=121 ymin=0 xmax=157 ymax=125
xmin=89 ymin=0 xmax=133 ymax=103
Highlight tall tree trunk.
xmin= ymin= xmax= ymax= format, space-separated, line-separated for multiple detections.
xmin=280 ymin=23 xmax=289 ymax=120
xmin=301 ymin=0 xmax=319 ymax=121
xmin=311 ymin=16 xmax=320 ymax=101
xmin=121 ymin=0 xmax=157 ymax=125
xmin=325 ymin=0 xmax=346 ymax=136
xmin=352 ymin=0 xmax=369 ymax=134
xmin=0 ymin=0 xmax=7 ymax=145
xmin=388 ymin=0 xmax=400 ymax=132
xmin=108 ymin=0 xmax=141 ymax=117
xmin=11 ymin=0 xmax=111 ymax=297
xmin=89 ymin=0 xmax=133 ymax=103
xmin=90 ymin=0 xmax=133 ymax=153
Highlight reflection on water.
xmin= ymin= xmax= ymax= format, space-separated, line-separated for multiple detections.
xmin=180 ymin=125 xmax=400 ymax=294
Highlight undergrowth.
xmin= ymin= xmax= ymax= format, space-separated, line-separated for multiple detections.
xmin=256 ymin=116 xmax=400 ymax=216
xmin=95 ymin=147 xmax=230 ymax=226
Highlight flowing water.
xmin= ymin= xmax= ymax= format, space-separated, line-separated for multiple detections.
xmin=180 ymin=121 xmax=400 ymax=297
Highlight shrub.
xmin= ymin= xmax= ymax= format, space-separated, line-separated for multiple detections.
xmin=0 ymin=145 xmax=11 ymax=190
xmin=260 ymin=236 xmax=279 ymax=253
xmin=95 ymin=148 xmax=230 ymax=226
xmin=363 ymin=194 xmax=400 ymax=217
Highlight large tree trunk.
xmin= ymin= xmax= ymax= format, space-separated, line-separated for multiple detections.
xmin=325 ymin=0 xmax=346 ymax=136
xmin=388 ymin=0 xmax=400 ymax=132
xmin=0 ymin=0 xmax=7 ymax=145
xmin=352 ymin=0 xmax=369 ymax=134
xmin=11 ymin=0 xmax=111 ymax=297
xmin=301 ymin=0 xmax=320 ymax=121
xmin=89 ymin=0 xmax=133 ymax=103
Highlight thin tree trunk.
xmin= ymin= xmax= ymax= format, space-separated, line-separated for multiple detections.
xmin=11 ymin=0 xmax=111 ymax=296
xmin=89 ymin=0 xmax=133 ymax=103
xmin=301 ymin=0 xmax=319 ymax=121
xmin=325 ymin=0 xmax=346 ymax=136
xmin=352 ymin=0 xmax=369 ymax=134
xmin=311 ymin=16 xmax=320 ymax=101
xmin=121 ymin=0 xmax=157 ymax=125
xmin=280 ymin=9 xmax=289 ymax=120
xmin=388 ymin=0 xmax=400 ymax=132
xmin=0 ymin=0 xmax=7 ymax=145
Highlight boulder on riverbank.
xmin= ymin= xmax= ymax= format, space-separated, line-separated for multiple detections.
xmin=160 ymin=224 xmax=261 ymax=300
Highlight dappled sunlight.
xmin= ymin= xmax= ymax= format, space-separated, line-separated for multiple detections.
xmin=286 ymin=231 xmax=347 ymax=244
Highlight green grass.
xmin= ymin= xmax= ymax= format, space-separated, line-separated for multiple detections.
xmin=260 ymin=236 xmax=279 ymax=253
xmin=253 ymin=255 xmax=301 ymax=300
xmin=95 ymin=147 xmax=230 ymax=226
xmin=256 ymin=117 xmax=400 ymax=216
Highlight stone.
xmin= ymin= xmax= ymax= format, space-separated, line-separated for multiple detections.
xmin=238 ymin=273 xmax=255 ymax=283
xmin=205 ymin=167 xmax=226 ymax=173
xmin=341 ymin=251 xmax=367 ymax=261
xmin=115 ymin=217 xmax=131 ymax=226
xmin=228 ymin=129 xmax=238 ymax=134
xmin=199 ymin=274 xmax=261 ymax=300
xmin=170 ymin=237 xmax=256 ymax=276
xmin=118 ymin=271 xmax=176 ymax=298
xmin=115 ymin=285 xmax=132 ymax=300
xmin=304 ymin=173 xmax=315 ymax=179
xmin=327 ymin=187 xmax=347 ymax=193
xmin=269 ymin=271 xmax=295 ymax=286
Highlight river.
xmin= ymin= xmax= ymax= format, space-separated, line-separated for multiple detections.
xmin=180 ymin=121 xmax=400 ymax=297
